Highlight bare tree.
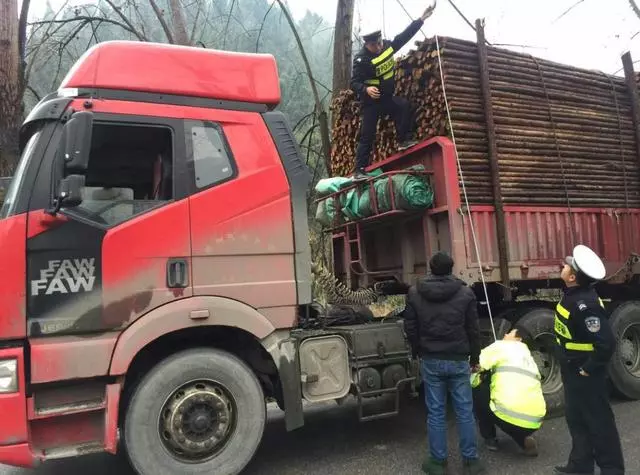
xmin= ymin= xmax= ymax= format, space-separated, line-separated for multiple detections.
xmin=0 ymin=0 xmax=30 ymax=175
xmin=275 ymin=0 xmax=331 ymax=175
xmin=332 ymin=0 xmax=354 ymax=103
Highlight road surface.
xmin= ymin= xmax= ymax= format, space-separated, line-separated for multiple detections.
xmin=2 ymin=396 xmax=638 ymax=475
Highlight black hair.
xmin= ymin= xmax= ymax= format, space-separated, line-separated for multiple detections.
xmin=429 ymin=251 xmax=454 ymax=276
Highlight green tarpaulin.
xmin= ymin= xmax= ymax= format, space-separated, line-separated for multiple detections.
xmin=315 ymin=166 xmax=434 ymax=227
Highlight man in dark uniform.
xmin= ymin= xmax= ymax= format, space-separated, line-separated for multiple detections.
xmin=350 ymin=3 xmax=436 ymax=180
xmin=554 ymin=244 xmax=625 ymax=475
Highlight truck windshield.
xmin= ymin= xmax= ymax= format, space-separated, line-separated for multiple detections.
xmin=0 ymin=126 xmax=43 ymax=219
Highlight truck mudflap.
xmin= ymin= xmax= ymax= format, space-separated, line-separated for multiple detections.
xmin=0 ymin=344 xmax=35 ymax=467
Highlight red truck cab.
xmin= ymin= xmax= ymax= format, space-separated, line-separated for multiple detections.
xmin=0 ymin=40 xmax=318 ymax=473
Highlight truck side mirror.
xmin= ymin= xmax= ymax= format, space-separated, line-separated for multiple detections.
xmin=47 ymin=174 xmax=85 ymax=215
xmin=61 ymin=111 xmax=93 ymax=173
xmin=47 ymin=111 xmax=93 ymax=216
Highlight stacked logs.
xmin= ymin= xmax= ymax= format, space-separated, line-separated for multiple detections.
xmin=330 ymin=37 xmax=640 ymax=207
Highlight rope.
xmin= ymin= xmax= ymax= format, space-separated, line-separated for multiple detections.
xmin=382 ymin=0 xmax=386 ymax=37
xmin=530 ymin=55 xmax=576 ymax=248
xmin=435 ymin=35 xmax=497 ymax=342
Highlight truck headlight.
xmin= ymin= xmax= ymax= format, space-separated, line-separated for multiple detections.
xmin=0 ymin=359 xmax=18 ymax=393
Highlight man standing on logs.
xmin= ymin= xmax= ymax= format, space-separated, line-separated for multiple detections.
xmin=350 ymin=2 xmax=436 ymax=180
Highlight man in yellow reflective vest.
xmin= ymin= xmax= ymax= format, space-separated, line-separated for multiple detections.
xmin=350 ymin=3 xmax=436 ymax=180
xmin=471 ymin=328 xmax=546 ymax=456
xmin=554 ymin=245 xmax=624 ymax=475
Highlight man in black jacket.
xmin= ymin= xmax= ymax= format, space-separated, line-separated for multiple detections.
xmin=350 ymin=3 xmax=436 ymax=180
xmin=404 ymin=251 xmax=484 ymax=475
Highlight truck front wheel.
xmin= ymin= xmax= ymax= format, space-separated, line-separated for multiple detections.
xmin=124 ymin=348 xmax=266 ymax=475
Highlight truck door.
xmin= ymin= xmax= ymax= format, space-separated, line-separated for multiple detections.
xmin=26 ymin=114 xmax=192 ymax=336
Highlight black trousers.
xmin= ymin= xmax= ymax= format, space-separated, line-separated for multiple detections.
xmin=561 ymin=364 xmax=625 ymax=475
xmin=354 ymin=96 xmax=411 ymax=171
xmin=472 ymin=375 xmax=536 ymax=447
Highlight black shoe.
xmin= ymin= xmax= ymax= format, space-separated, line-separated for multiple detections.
xmin=352 ymin=169 xmax=367 ymax=181
xmin=397 ymin=139 xmax=418 ymax=151
xmin=484 ymin=437 xmax=499 ymax=451
xmin=554 ymin=465 xmax=594 ymax=475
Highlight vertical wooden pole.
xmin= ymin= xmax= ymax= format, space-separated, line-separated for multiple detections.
xmin=475 ymin=19 xmax=511 ymax=301
xmin=622 ymin=52 xmax=640 ymax=171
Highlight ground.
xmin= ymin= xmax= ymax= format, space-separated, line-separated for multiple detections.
xmin=1 ymin=396 xmax=638 ymax=475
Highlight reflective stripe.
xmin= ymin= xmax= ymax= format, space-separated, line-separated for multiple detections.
xmin=556 ymin=303 xmax=570 ymax=319
xmin=598 ymin=298 xmax=604 ymax=307
xmin=554 ymin=316 xmax=572 ymax=339
xmin=493 ymin=402 xmax=544 ymax=424
xmin=371 ymin=47 xmax=394 ymax=65
xmin=382 ymin=70 xmax=394 ymax=80
xmin=364 ymin=79 xmax=380 ymax=85
xmin=565 ymin=342 xmax=594 ymax=351
xmin=494 ymin=365 xmax=540 ymax=380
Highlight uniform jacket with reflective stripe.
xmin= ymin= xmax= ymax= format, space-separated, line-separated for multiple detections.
xmin=477 ymin=340 xmax=547 ymax=429
xmin=554 ymin=285 xmax=616 ymax=375
xmin=350 ymin=19 xmax=424 ymax=104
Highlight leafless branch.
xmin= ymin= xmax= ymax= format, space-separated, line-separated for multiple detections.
xmin=189 ymin=0 xmax=204 ymax=44
xmin=552 ymin=0 xmax=586 ymax=23
xmin=629 ymin=0 xmax=640 ymax=20
xmin=148 ymin=0 xmax=175 ymax=43
xmin=26 ymin=84 xmax=42 ymax=102
xmin=275 ymin=0 xmax=331 ymax=174
xmin=256 ymin=1 xmax=276 ymax=52
xmin=223 ymin=0 xmax=237 ymax=49
xmin=104 ymin=0 xmax=148 ymax=41
xmin=29 ymin=16 xmax=146 ymax=41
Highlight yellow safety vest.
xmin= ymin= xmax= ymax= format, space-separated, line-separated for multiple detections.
xmin=473 ymin=341 xmax=547 ymax=430
xmin=554 ymin=298 xmax=604 ymax=352
xmin=364 ymin=46 xmax=396 ymax=86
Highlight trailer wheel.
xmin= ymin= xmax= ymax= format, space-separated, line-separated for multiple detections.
xmin=515 ymin=308 xmax=564 ymax=416
xmin=124 ymin=348 xmax=266 ymax=475
xmin=609 ymin=302 xmax=640 ymax=400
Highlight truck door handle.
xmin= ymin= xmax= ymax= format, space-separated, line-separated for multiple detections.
xmin=167 ymin=258 xmax=189 ymax=288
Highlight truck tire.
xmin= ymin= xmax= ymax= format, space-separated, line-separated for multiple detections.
xmin=124 ymin=348 xmax=266 ymax=475
xmin=608 ymin=301 xmax=640 ymax=400
xmin=515 ymin=307 xmax=564 ymax=417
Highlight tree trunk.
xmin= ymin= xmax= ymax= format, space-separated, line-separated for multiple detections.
xmin=332 ymin=0 xmax=355 ymax=104
xmin=0 ymin=0 xmax=21 ymax=176
xmin=169 ymin=0 xmax=190 ymax=45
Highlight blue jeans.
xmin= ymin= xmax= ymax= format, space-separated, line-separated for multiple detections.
xmin=421 ymin=358 xmax=478 ymax=461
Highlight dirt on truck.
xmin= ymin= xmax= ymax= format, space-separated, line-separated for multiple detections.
xmin=0 ymin=35 xmax=639 ymax=475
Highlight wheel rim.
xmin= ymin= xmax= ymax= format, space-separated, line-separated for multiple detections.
xmin=530 ymin=331 xmax=563 ymax=395
xmin=619 ymin=323 xmax=640 ymax=378
xmin=158 ymin=379 xmax=236 ymax=463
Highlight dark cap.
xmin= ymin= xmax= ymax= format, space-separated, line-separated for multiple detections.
xmin=362 ymin=30 xmax=382 ymax=43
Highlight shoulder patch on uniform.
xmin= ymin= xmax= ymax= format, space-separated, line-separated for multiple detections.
xmin=585 ymin=316 xmax=601 ymax=333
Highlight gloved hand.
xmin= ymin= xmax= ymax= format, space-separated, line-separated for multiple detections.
xmin=421 ymin=0 xmax=437 ymax=21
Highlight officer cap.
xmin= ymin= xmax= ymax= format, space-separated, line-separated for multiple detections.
xmin=565 ymin=244 xmax=606 ymax=281
xmin=362 ymin=30 xmax=382 ymax=43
